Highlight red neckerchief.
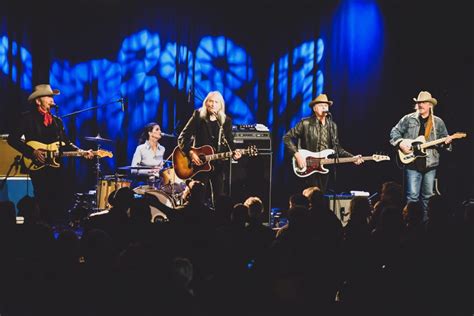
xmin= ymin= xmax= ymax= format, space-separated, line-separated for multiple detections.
xmin=37 ymin=107 xmax=53 ymax=127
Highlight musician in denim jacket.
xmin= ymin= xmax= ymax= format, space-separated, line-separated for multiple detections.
xmin=283 ymin=94 xmax=363 ymax=193
xmin=389 ymin=91 xmax=452 ymax=219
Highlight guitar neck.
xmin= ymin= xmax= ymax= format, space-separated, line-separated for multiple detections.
xmin=204 ymin=150 xmax=237 ymax=162
xmin=321 ymin=156 xmax=373 ymax=165
xmin=60 ymin=151 xmax=89 ymax=157
xmin=420 ymin=136 xmax=448 ymax=149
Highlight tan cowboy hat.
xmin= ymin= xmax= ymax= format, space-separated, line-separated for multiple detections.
xmin=413 ymin=91 xmax=437 ymax=106
xmin=28 ymin=84 xmax=60 ymax=102
xmin=309 ymin=94 xmax=333 ymax=107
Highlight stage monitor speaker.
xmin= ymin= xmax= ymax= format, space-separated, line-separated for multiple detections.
xmin=229 ymin=153 xmax=272 ymax=223
xmin=326 ymin=194 xmax=352 ymax=226
xmin=0 ymin=177 xmax=34 ymax=214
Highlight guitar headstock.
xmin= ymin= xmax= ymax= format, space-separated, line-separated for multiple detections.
xmin=245 ymin=145 xmax=258 ymax=156
xmin=97 ymin=149 xmax=114 ymax=158
xmin=372 ymin=154 xmax=390 ymax=162
xmin=452 ymin=132 xmax=467 ymax=140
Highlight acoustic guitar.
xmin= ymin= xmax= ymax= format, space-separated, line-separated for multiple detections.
xmin=173 ymin=145 xmax=258 ymax=179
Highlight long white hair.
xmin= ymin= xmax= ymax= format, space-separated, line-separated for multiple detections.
xmin=199 ymin=91 xmax=226 ymax=125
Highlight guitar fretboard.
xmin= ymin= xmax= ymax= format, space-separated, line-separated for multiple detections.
xmin=319 ymin=156 xmax=374 ymax=165
xmin=420 ymin=136 xmax=449 ymax=149
xmin=61 ymin=151 xmax=87 ymax=157
xmin=205 ymin=150 xmax=249 ymax=162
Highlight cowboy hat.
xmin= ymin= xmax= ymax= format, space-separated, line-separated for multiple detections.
xmin=28 ymin=84 xmax=60 ymax=102
xmin=309 ymin=94 xmax=333 ymax=107
xmin=413 ymin=91 xmax=437 ymax=106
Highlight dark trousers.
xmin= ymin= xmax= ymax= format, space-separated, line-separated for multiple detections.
xmin=30 ymin=167 xmax=71 ymax=224
xmin=193 ymin=162 xmax=228 ymax=208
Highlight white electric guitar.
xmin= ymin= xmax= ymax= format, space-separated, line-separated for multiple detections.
xmin=398 ymin=132 xmax=466 ymax=164
xmin=292 ymin=149 xmax=390 ymax=177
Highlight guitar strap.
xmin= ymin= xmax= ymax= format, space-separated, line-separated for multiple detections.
xmin=424 ymin=113 xmax=433 ymax=140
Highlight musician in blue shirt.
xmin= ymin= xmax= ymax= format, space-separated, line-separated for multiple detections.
xmin=131 ymin=122 xmax=166 ymax=187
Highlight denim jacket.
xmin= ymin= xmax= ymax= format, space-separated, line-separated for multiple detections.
xmin=390 ymin=112 xmax=451 ymax=168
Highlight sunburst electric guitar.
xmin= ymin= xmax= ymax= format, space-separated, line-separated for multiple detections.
xmin=397 ymin=132 xmax=466 ymax=164
xmin=23 ymin=140 xmax=113 ymax=171
xmin=173 ymin=145 xmax=258 ymax=179
xmin=292 ymin=149 xmax=390 ymax=177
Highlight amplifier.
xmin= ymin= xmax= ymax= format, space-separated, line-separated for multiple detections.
xmin=233 ymin=131 xmax=272 ymax=152
xmin=0 ymin=139 xmax=27 ymax=177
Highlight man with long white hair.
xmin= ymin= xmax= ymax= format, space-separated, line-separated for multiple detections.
xmin=177 ymin=91 xmax=242 ymax=208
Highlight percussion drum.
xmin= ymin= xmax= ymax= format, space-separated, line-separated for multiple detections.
xmin=145 ymin=189 xmax=176 ymax=209
xmin=133 ymin=185 xmax=155 ymax=195
xmin=161 ymin=167 xmax=187 ymax=194
xmin=161 ymin=167 xmax=185 ymax=186
xmin=97 ymin=176 xmax=132 ymax=209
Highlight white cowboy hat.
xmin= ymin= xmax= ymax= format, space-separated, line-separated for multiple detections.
xmin=309 ymin=94 xmax=333 ymax=107
xmin=413 ymin=91 xmax=437 ymax=106
xmin=28 ymin=84 xmax=60 ymax=102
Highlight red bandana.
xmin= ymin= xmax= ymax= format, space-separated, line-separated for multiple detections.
xmin=37 ymin=107 xmax=53 ymax=127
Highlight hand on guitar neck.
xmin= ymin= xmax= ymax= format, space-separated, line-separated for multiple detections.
xmin=190 ymin=148 xmax=242 ymax=166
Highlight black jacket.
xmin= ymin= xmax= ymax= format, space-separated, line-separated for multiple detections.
xmin=282 ymin=115 xmax=353 ymax=157
xmin=7 ymin=109 xmax=74 ymax=159
xmin=178 ymin=110 xmax=235 ymax=154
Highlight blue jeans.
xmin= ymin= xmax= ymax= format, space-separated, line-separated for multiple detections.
xmin=406 ymin=168 xmax=436 ymax=220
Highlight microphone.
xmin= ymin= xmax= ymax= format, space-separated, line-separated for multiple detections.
xmin=118 ymin=98 xmax=125 ymax=112
xmin=160 ymin=132 xmax=176 ymax=137
xmin=323 ymin=110 xmax=331 ymax=116
xmin=50 ymin=103 xmax=58 ymax=108
xmin=187 ymin=90 xmax=192 ymax=103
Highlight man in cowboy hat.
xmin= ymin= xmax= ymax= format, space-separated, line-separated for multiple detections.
xmin=390 ymin=90 xmax=453 ymax=220
xmin=8 ymin=84 xmax=94 ymax=225
xmin=283 ymin=93 xmax=364 ymax=194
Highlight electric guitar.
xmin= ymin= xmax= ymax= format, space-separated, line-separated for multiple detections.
xmin=397 ymin=132 xmax=466 ymax=164
xmin=173 ymin=145 xmax=258 ymax=179
xmin=23 ymin=140 xmax=113 ymax=171
xmin=292 ymin=149 xmax=390 ymax=177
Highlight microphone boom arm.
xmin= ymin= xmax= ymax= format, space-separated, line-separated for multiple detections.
xmin=61 ymin=98 xmax=124 ymax=118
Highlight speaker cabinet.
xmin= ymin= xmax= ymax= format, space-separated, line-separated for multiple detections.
xmin=0 ymin=139 xmax=27 ymax=177
xmin=229 ymin=153 xmax=272 ymax=223
xmin=327 ymin=195 xmax=352 ymax=226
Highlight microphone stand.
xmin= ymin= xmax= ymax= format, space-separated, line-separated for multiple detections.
xmin=212 ymin=114 xmax=233 ymax=207
xmin=50 ymin=106 xmax=65 ymax=160
xmin=59 ymin=98 xmax=123 ymax=210
xmin=61 ymin=99 xmax=124 ymax=119
xmin=326 ymin=113 xmax=339 ymax=214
